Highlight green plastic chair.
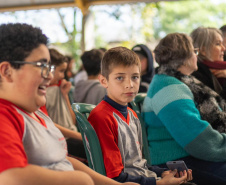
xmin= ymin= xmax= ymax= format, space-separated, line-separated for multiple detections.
xmin=72 ymin=103 xmax=106 ymax=175
xmin=68 ymin=86 xmax=75 ymax=105
xmin=130 ymin=93 xmax=151 ymax=166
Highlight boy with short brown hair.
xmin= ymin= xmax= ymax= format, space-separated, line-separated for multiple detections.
xmin=88 ymin=46 xmax=192 ymax=185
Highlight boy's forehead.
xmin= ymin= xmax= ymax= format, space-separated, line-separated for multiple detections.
xmin=109 ymin=64 xmax=140 ymax=74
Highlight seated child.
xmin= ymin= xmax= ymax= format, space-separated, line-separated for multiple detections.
xmin=45 ymin=48 xmax=86 ymax=160
xmin=88 ymin=46 xmax=193 ymax=185
xmin=74 ymin=49 xmax=106 ymax=105
xmin=64 ymin=55 xmax=75 ymax=81
xmin=0 ymin=23 xmax=138 ymax=185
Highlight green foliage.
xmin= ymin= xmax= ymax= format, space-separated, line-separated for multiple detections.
xmin=141 ymin=3 xmax=158 ymax=41
xmin=55 ymin=8 xmax=81 ymax=60
xmin=142 ymin=0 xmax=226 ymax=39
xmin=3 ymin=0 xmax=226 ymax=62
xmin=94 ymin=35 xmax=108 ymax=49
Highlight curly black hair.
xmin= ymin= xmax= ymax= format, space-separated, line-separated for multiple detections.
xmin=0 ymin=23 xmax=48 ymax=69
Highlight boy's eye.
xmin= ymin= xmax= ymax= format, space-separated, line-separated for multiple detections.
xmin=116 ymin=76 xmax=123 ymax=81
xmin=132 ymin=76 xmax=140 ymax=80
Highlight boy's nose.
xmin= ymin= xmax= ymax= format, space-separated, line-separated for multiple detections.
xmin=125 ymin=79 xmax=134 ymax=89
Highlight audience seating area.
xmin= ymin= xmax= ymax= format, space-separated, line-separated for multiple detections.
xmin=72 ymin=103 xmax=106 ymax=175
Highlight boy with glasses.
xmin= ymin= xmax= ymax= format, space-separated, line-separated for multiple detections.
xmin=0 ymin=23 xmax=138 ymax=185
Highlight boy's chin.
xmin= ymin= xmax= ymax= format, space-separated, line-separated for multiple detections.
xmin=119 ymin=100 xmax=131 ymax=106
xmin=37 ymin=99 xmax=46 ymax=108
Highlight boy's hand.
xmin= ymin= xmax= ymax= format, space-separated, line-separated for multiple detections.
xmin=161 ymin=170 xmax=170 ymax=178
xmin=184 ymin=169 xmax=193 ymax=182
xmin=157 ymin=169 xmax=188 ymax=185
xmin=123 ymin=183 xmax=140 ymax=185
xmin=162 ymin=169 xmax=193 ymax=182
xmin=60 ymin=79 xmax=72 ymax=96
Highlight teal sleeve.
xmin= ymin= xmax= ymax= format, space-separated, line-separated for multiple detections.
xmin=185 ymin=125 xmax=226 ymax=162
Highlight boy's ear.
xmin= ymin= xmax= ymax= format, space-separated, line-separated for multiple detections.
xmin=98 ymin=74 xmax=108 ymax=88
xmin=0 ymin=62 xmax=13 ymax=82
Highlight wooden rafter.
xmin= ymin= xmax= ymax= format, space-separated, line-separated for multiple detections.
xmin=0 ymin=0 xmax=180 ymax=13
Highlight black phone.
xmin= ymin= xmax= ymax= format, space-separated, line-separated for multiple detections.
xmin=166 ymin=160 xmax=188 ymax=172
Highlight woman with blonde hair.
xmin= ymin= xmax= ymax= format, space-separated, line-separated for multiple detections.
xmin=191 ymin=27 xmax=226 ymax=98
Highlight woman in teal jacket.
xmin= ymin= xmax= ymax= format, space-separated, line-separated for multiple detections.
xmin=143 ymin=32 xmax=226 ymax=185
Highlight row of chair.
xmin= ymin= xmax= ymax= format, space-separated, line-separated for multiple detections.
xmin=72 ymin=93 xmax=149 ymax=176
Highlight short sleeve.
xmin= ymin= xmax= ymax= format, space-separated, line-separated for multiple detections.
xmin=0 ymin=106 xmax=28 ymax=172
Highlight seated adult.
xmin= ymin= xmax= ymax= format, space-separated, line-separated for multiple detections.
xmin=73 ymin=49 xmax=106 ymax=105
xmin=142 ymin=32 xmax=226 ymax=185
xmin=191 ymin=27 xmax=226 ymax=99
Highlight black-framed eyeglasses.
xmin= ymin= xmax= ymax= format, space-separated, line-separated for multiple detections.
xmin=9 ymin=61 xmax=55 ymax=78
xmin=194 ymin=48 xmax=199 ymax=55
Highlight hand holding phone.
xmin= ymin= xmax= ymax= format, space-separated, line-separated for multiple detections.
xmin=166 ymin=160 xmax=188 ymax=173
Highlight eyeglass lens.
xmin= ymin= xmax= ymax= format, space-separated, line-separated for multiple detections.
xmin=194 ymin=48 xmax=199 ymax=55
xmin=42 ymin=64 xmax=55 ymax=78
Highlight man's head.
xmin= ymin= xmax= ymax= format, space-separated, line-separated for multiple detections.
xmin=81 ymin=49 xmax=104 ymax=77
xmin=99 ymin=46 xmax=141 ymax=105
xmin=0 ymin=23 xmax=53 ymax=112
xmin=49 ymin=48 xmax=68 ymax=85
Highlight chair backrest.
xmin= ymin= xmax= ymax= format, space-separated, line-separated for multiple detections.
xmin=130 ymin=93 xmax=151 ymax=165
xmin=72 ymin=103 xmax=106 ymax=175
xmin=68 ymin=86 xmax=75 ymax=105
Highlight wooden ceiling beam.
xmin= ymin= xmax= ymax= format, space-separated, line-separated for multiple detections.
xmin=0 ymin=2 xmax=76 ymax=12
xmin=75 ymin=0 xmax=90 ymax=15
xmin=0 ymin=0 xmax=179 ymax=13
